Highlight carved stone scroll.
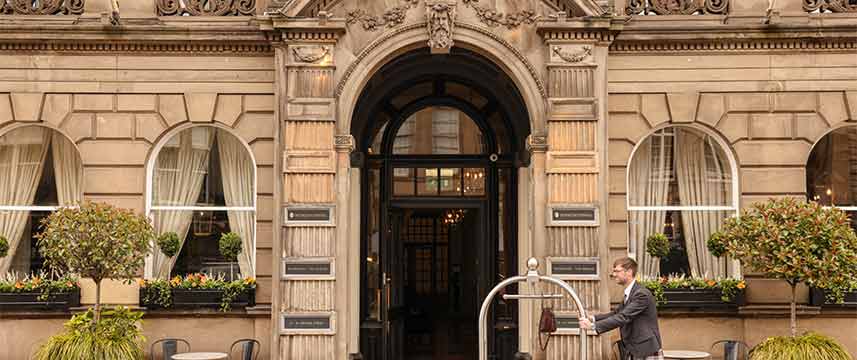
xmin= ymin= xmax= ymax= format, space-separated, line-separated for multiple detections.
xmin=462 ymin=0 xmax=539 ymax=29
xmin=1 ymin=0 xmax=84 ymax=15
xmin=625 ymin=0 xmax=729 ymax=15
xmin=345 ymin=0 xmax=419 ymax=31
xmin=426 ymin=1 xmax=456 ymax=54
xmin=156 ymin=0 xmax=256 ymax=16
xmin=804 ymin=0 xmax=857 ymax=12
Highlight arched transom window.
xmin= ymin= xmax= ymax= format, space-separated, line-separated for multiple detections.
xmin=0 ymin=126 xmax=83 ymax=275
xmin=807 ymin=126 xmax=857 ymax=231
xmin=627 ymin=126 xmax=739 ymax=278
xmin=148 ymin=126 xmax=255 ymax=279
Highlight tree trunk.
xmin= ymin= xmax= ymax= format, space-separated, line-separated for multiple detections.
xmin=94 ymin=279 xmax=101 ymax=324
xmin=790 ymin=282 xmax=797 ymax=338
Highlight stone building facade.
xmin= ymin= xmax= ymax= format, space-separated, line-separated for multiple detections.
xmin=0 ymin=0 xmax=856 ymax=359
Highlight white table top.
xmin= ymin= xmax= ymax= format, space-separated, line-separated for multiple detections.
xmin=663 ymin=350 xmax=711 ymax=359
xmin=171 ymin=352 xmax=228 ymax=360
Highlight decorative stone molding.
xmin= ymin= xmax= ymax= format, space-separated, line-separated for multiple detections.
xmin=426 ymin=1 xmax=456 ymax=54
xmin=610 ymin=38 xmax=857 ymax=53
xmin=625 ymin=0 xmax=728 ymax=15
xmin=0 ymin=41 xmax=273 ymax=54
xmin=804 ymin=0 xmax=857 ymax=12
xmin=1 ymin=0 xmax=84 ymax=15
xmin=334 ymin=135 xmax=355 ymax=152
xmin=462 ymin=0 xmax=540 ymax=29
xmin=552 ymin=45 xmax=592 ymax=63
xmin=527 ymin=135 xmax=549 ymax=152
xmin=292 ymin=45 xmax=330 ymax=63
xmin=345 ymin=0 xmax=418 ymax=31
xmin=156 ymin=0 xmax=256 ymax=16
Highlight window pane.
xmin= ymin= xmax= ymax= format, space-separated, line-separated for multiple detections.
xmin=628 ymin=127 xmax=732 ymax=207
xmin=807 ymin=126 xmax=857 ymax=207
xmin=155 ymin=210 xmax=247 ymax=281
xmin=463 ymin=168 xmax=486 ymax=196
xmin=6 ymin=211 xmax=51 ymax=274
xmin=438 ymin=168 xmax=462 ymax=196
xmin=391 ymin=107 xmax=484 ymax=155
xmin=365 ymin=168 xmax=382 ymax=321
xmin=393 ymin=168 xmax=415 ymax=196
xmin=417 ymin=168 xmax=439 ymax=196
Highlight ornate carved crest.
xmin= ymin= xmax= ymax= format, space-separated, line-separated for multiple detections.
xmin=804 ymin=0 xmax=857 ymax=12
xmin=346 ymin=0 xmax=419 ymax=31
xmin=462 ymin=0 xmax=540 ymax=29
xmin=156 ymin=0 xmax=256 ymax=16
xmin=1 ymin=0 xmax=84 ymax=15
xmin=553 ymin=46 xmax=592 ymax=63
xmin=292 ymin=46 xmax=330 ymax=63
xmin=334 ymin=135 xmax=355 ymax=151
xmin=527 ymin=135 xmax=549 ymax=152
xmin=426 ymin=1 xmax=456 ymax=54
xmin=625 ymin=0 xmax=729 ymax=15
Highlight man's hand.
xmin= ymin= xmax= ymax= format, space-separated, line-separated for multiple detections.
xmin=579 ymin=317 xmax=594 ymax=330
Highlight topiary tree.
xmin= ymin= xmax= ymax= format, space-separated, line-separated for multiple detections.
xmin=219 ymin=232 xmax=242 ymax=261
xmin=36 ymin=201 xmax=154 ymax=323
xmin=646 ymin=232 xmax=670 ymax=260
xmin=709 ymin=197 xmax=857 ymax=337
xmin=157 ymin=232 xmax=180 ymax=258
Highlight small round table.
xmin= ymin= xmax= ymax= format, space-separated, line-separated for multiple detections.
xmin=171 ymin=352 xmax=228 ymax=360
xmin=663 ymin=350 xmax=711 ymax=359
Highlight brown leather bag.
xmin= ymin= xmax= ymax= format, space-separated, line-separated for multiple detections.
xmin=538 ymin=302 xmax=556 ymax=350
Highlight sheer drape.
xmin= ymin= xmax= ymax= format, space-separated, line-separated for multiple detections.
xmin=52 ymin=133 xmax=83 ymax=206
xmin=0 ymin=128 xmax=51 ymax=274
xmin=675 ymin=129 xmax=731 ymax=278
xmin=629 ymin=137 xmax=670 ymax=277
xmin=216 ymin=129 xmax=255 ymax=276
xmin=152 ymin=128 xmax=214 ymax=278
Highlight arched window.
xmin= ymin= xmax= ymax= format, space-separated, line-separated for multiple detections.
xmin=148 ymin=126 xmax=255 ymax=280
xmin=0 ymin=126 xmax=83 ymax=274
xmin=627 ymin=126 xmax=738 ymax=278
xmin=807 ymin=126 xmax=857 ymax=230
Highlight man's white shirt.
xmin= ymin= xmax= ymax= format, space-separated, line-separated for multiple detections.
xmin=623 ymin=279 xmax=636 ymax=303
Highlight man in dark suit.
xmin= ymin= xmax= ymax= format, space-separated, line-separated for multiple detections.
xmin=579 ymin=257 xmax=663 ymax=360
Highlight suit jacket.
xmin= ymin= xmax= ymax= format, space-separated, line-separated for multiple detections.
xmin=594 ymin=282 xmax=662 ymax=358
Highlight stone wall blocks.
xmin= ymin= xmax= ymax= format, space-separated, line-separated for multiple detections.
xmin=794 ymin=113 xmax=829 ymax=143
xmin=256 ymin=195 xmax=274 ymax=222
xmin=234 ymin=113 xmax=274 ymax=143
xmin=287 ymin=98 xmax=336 ymax=121
xmin=741 ymin=167 xmax=806 ymax=194
xmin=78 ymin=141 xmax=150 ymax=166
xmin=640 ymin=93 xmax=670 ymax=128
xmin=608 ymin=139 xmax=634 ymax=167
xmin=73 ymin=94 xmax=113 ymax=112
xmin=62 ymin=113 xmax=94 ymax=142
xmin=846 ymin=91 xmax=857 ymax=121
xmin=607 ymin=222 xmax=628 ymax=249
xmin=749 ymin=113 xmax=793 ymax=139
xmin=250 ymin=141 xmax=275 ymax=166
xmin=41 ymin=94 xmax=72 ymax=126
xmin=608 ymin=195 xmax=628 ymax=222
xmin=734 ymin=140 xmax=811 ymax=166
xmin=727 ymin=93 xmax=770 ymax=112
xmin=546 ymin=151 xmax=598 ymax=174
xmin=214 ymin=95 xmax=243 ymax=128
xmin=608 ymin=94 xmax=639 ymax=113
xmin=696 ymin=94 xmax=726 ymax=127
xmin=774 ymin=92 xmax=817 ymax=112
xmin=608 ymin=113 xmax=650 ymax=142
xmin=0 ymin=94 xmax=12 ymax=125
xmin=716 ymin=113 xmax=749 ymax=143
xmin=609 ymin=167 xmax=626 ymax=194
xmin=158 ymin=94 xmax=188 ymax=126
xmin=117 ymin=94 xmax=156 ymax=112
xmin=95 ymin=113 xmax=135 ymax=139
xmin=11 ymin=92 xmax=44 ymax=122
xmin=549 ymin=98 xmax=598 ymax=121
xmin=283 ymin=151 xmax=336 ymax=174
xmin=135 ymin=114 xmax=167 ymax=143
xmin=245 ymin=95 xmax=275 ymax=113
xmin=666 ymin=92 xmax=699 ymax=123
xmin=185 ymin=93 xmax=218 ymax=123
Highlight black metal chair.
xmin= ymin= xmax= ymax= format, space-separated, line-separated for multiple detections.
xmin=229 ymin=338 xmax=261 ymax=360
xmin=150 ymin=338 xmax=190 ymax=360
xmin=709 ymin=340 xmax=750 ymax=360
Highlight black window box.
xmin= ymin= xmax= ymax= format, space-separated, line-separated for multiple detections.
xmin=657 ymin=288 xmax=746 ymax=309
xmin=0 ymin=288 xmax=81 ymax=311
xmin=140 ymin=287 xmax=256 ymax=310
xmin=809 ymin=287 xmax=857 ymax=308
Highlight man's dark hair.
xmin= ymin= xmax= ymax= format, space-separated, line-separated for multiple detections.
xmin=614 ymin=257 xmax=638 ymax=276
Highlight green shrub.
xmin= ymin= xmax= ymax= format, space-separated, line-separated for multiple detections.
xmin=140 ymin=274 xmax=256 ymax=312
xmin=156 ymin=232 xmax=180 ymax=258
xmin=751 ymin=332 xmax=852 ymax=360
xmin=0 ymin=235 xmax=8 ymax=258
xmin=646 ymin=232 xmax=670 ymax=259
xmin=34 ymin=307 xmax=145 ymax=360
xmin=706 ymin=231 xmax=727 ymax=258
xmin=219 ymin=232 xmax=242 ymax=261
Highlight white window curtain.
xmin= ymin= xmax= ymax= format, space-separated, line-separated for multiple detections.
xmin=629 ymin=137 xmax=670 ymax=277
xmin=152 ymin=128 xmax=214 ymax=279
xmin=52 ymin=133 xmax=83 ymax=206
xmin=216 ymin=129 xmax=255 ymax=276
xmin=0 ymin=128 xmax=51 ymax=274
xmin=674 ymin=129 xmax=735 ymax=278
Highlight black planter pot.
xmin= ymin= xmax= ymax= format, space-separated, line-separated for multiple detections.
xmin=657 ymin=288 xmax=746 ymax=309
xmin=140 ymin=287 xmax=256 ymax=310
xmin=809 ymin=287 xmax=857 ymax=307
xmin=0 ymin=288 xmax=81 ymax=311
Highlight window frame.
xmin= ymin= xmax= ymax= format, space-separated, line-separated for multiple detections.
xmin=144 ymin=124 xmax=258 ymax=278
xmin=807 ymin=125 xmax=857 ymax=219
xmin=625 ymin=125 xmax=741 ymax=264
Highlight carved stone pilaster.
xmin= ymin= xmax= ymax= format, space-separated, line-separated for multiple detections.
xmin=426 ymin=1 xmax=456 ymax=54
xmin=527 ymin=135 xmax=549 ymax=153
xmin=335 ymin=135 xmax=355 ymax=152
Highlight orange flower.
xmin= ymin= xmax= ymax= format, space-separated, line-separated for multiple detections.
xmin=14 ymin=281 xmax=23 ymax=289
xmin=31 ymin=277 xmax=42 ymax=285
xmin=737 ymin=281 xmax=746 ymax=289
xmin=137 ymin=279 xmax=147 ymax=287
xmin=66 ymin=281 xmax=75 ymax=288
xmin=707 ymin=280 xmax=717 ymax=287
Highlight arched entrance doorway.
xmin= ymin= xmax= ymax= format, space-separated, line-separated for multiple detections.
xmin=352 ymin=47 xmax=531 ymax=360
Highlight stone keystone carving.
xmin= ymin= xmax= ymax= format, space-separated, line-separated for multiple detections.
xmin=426 ymin=1 xmax=456 ymax=54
